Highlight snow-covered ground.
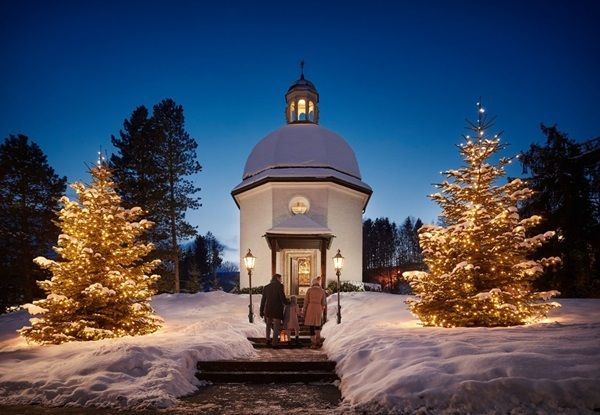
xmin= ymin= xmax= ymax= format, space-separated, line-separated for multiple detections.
xmin=323 ymin=293 xmax=600 ymax=414
xmin=0 ymin=292 xmax=262 ymax=408
xmin=1 ymin=292 xmax=599 ymax=414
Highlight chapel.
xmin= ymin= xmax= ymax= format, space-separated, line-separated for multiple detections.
xmin=232 ymin=67 xmax=372 ymax=295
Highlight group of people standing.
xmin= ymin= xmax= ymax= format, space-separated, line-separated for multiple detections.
xmin=259 ymin=274 xmax=326 ymax=349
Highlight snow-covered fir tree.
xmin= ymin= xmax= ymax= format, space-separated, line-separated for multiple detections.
xmin=20 ymin=158 xmax=162 ymax=344
xmin=403 ymin=103 xmax=561 ymax=327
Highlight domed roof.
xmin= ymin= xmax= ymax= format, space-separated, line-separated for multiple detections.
xmin=286 ymin=76 xmax=318 ymax=95
xmin=243 ymin=123 xmax=361 ymax=180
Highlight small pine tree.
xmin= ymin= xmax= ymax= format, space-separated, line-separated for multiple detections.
xmin=404 ymin=102 xmax=561 ymax=327
xmin=20 ymin=161 xmax=162 ymax=344
xmin=209 ymin=272 xmax=222 ymax=291
xmin=187 ymin=261 xmax=202 ymax=293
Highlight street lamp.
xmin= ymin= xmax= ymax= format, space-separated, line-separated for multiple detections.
xmin=243 ymin=249 xmax=256 ymax=323
xmin=333 ymin=249 xmax=344 ymax=324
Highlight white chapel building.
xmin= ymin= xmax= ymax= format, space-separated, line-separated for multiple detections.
xmin=232 ymin=69 xmax=372 ymax=296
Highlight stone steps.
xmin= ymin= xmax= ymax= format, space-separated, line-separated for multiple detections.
xmin=198 ymin=360 xmax=336 ymax=372
xmin=195 ymin=336 xmax=339 ymax=385
xmin=196 ymin=370 xmax=338 ymax=384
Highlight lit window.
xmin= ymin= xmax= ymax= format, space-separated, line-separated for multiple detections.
xmin=298 ymin=99 xmax=306 ymax=121
xmin=308 ymin=101 xmax=314 ymax=121
xmin=290 ymin=102 xmax=296 ymax=121
xmin=289 ymin=196 xmax=310 ymax=215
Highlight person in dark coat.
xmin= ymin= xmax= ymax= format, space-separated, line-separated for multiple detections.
xmin=259 ymin=274 xmax=289 ymax=346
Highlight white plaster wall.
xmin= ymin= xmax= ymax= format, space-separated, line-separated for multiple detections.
xmin=237 ymin=181 xmax=367 ymax=289
xmin=272 ymin=183 xmax=329 ymax=228
xmin=326 ymin=185 xmax=365 ymax=284
xmin=237 ymin=186 xmax=273 ymax=288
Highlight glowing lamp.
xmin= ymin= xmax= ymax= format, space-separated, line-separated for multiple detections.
xmin=333 ymin=249 xmax=344 ymax=271
xmin=332 ymin=249 xmax=344 ymax=324
xmin=243 ymin=249 xmax=256 ymax=271
xmin=243 ymin=249 xmax=256 ymax=323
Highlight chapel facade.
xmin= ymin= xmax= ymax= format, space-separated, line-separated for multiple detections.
xmin=232 ymin=69 xmax=372 ymax=295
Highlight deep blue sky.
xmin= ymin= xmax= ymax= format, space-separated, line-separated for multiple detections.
xmin=1 ymin=1 xmax=599 ymax=263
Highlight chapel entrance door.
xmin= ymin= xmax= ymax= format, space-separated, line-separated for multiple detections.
xmin=283 ymin=250 xmax=316 ymax=296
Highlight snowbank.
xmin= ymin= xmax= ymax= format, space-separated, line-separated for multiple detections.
xmin=1 ymin=291 xmax=599 ymax=413
xmin=0 ymin=291 xmax=262 ymax=409
xmin=322 ymin=292 xmax=600 ymax=414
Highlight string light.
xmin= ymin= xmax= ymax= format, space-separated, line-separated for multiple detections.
xmin=403 ymin=103 xmax=560 ymax=328
xmin=20 ymin=164 xmax=162 ymax=344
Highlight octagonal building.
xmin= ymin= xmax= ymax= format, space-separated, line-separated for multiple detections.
xmin=232 ymin=70 xmax=372 ymax=295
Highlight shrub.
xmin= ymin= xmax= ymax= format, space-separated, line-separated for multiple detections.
xmin=327 ymin=280 xmax=364 ymax=293
xmin=235 ymin=285 xmax=264 ymax=295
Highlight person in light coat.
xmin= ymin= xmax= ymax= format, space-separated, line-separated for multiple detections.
xmin=302 ymin=276 xmax=326 ymax=348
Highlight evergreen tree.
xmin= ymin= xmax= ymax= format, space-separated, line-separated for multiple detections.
xmin=110 ymin=106 xmax=168 ymax=244
xmin=19 ymin=162 xmax=162 ymax=344
xmin=186 ymin=258 xmax=202 ymax=293
xmin=180 ymin=232 xmax=224 ymax=292
xmin=404 ymin=103 xmax=561 ymax=327
xmin=153 ymin=99 xmax=202 ymax=293
xmin=111 ymin=99 xmax=202 ymax=293
xmin=191 ymin=234 xmax=209 ymax=290
xmin=363 ymin=217 xmax=399 ymax=290
xmin=204 ymin=232 xmax=224 ymax=281
xmin=398 ymin=217 xmax=424 ymax=266
xmin=520 ymin=125 xmax=599 ymax=296
xmin=209 ymin=274 xmax=222 ymax=291
xmin=0 ymin=135 xmax=66 ymax=313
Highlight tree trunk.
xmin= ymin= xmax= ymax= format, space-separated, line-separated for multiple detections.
xmin=169 ymin=176 xmax=179 ymax=293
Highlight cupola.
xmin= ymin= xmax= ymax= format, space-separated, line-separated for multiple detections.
xmin=285 ymin=61 xmax=319 ymax=124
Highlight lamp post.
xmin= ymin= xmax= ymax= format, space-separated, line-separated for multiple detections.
xmin=243 ymin=249 xmax=256 ymax=323
xmin=333 ymin=249 xmax=344 ymax=324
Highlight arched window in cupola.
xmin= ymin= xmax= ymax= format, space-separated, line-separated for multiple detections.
xmin=290 ymin=102 xmax=296 ymax=122
xmin=298 ymin=99 xmax=306 ymax=121
xmin=308 ymin=101 xmax=315 ymax=121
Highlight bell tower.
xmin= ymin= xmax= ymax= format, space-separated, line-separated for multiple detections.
xmin=285 ymin=61 xmax=320 ymax=124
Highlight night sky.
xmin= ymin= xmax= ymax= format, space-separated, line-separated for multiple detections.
xmin=1 ymin=0 xmax=599 ymax=263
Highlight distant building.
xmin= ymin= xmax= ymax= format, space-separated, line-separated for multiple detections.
xmin=232 ymin=68 xmax=372 ymax=295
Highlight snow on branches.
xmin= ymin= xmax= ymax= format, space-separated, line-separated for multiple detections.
xmin=20 ymin=164 xmax=162 ymax=344
xmin=403 ymin=103 xmax=560 ymax=327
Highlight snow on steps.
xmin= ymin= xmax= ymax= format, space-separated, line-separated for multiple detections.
xmin=196 ymin=336 xmax=339 ymax=384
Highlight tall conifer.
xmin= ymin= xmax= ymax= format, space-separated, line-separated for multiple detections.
xmin=404 ymin=103 xmax=561 ymax=327
xmin=111 ymin=99 xmax=202 ymax=293
xmin=0 ymin=135 xmax=66 ymax=312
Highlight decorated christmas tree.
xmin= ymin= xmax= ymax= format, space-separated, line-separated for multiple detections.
xmin=403 ymin=103 xmax=561 ymax=327
xmin=20 ymin=157 xmax=162 ymax=344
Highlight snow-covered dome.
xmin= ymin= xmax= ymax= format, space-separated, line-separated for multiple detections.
xmin=231 ymin=67 xmax=371 ymax=198
xmin=243 ymin=123 xmax=362 ymax=180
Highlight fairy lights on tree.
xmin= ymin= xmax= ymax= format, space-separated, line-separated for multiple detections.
xmin=20 ymin=155 xmax=162 ymax=344
xmin=403 ymin=103 xmax=561 ymax=327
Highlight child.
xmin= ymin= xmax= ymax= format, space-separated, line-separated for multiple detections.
xmin=283 ymin=295 xmax=300 ymax=345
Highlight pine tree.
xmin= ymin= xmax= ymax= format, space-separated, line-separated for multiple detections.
xmin=0 ymin=135 xmax=67 ymax=313
xmin=403 ymin=103 xmax=561 ymax=327
xmin=19 ymin=161 xmax=162 ymax=344
xmin=186 ymin=260 xmax=202 ymax=293
xmin=520 ymin=125 xmax=599 ymax=296
xmin=110 ymin=99 xmax=202 ymax=294
xmin=153 ymin=99 xmax=202 ymax=293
